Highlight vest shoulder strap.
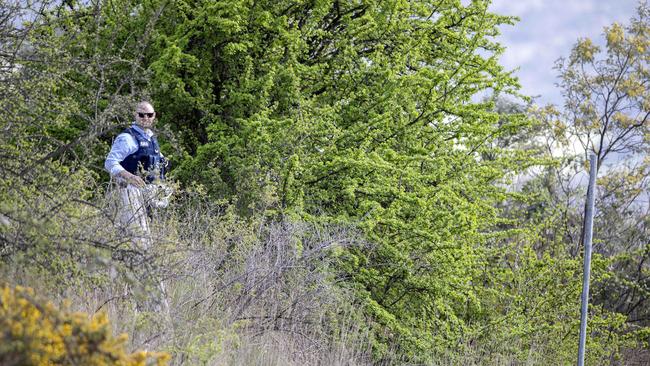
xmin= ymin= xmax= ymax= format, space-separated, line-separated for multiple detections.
xmin=123 ymin=127 xmax=147 ymax=143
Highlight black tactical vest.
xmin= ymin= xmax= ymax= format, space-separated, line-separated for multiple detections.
xmin=119 ymin=127 xmax=166 ymax=183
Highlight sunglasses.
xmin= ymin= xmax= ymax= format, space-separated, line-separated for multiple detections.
xmin=138 ymin=112 xmax=155 ymax=118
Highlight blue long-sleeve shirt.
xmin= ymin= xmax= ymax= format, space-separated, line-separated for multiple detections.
xmin=104 ymin=124 xmax=154 ymax=177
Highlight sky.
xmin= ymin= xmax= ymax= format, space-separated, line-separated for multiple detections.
xmin=489 ymin=0 xmax=640 ymax=107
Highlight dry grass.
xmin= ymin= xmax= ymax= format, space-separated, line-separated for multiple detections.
xmin=54 ymin=189 xmax=377 ymax=365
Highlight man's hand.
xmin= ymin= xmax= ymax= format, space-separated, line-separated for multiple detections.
xmin=116 ymin=170 xmax=146 ymax=188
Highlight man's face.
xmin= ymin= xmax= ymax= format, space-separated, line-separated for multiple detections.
xmin=135 ymin=103 xmax=156 ymax=129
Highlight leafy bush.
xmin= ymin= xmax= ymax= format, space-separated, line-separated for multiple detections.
xmin=0 ymin=285 xmax=169 ymax=366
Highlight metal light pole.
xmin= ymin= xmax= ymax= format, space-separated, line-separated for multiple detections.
xmin=578 ymin=153 xmax=597 ymax=366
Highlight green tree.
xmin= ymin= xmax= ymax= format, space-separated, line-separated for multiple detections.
xmin=11 ymin=0 xmax=643 ymax=363
xmin=114 ymin=0 xmax=538 ymax=360
xmin=554 ymin=2 xmax=650 ymax=343
xmin=478 ymin=4 xmax=650 ymax=362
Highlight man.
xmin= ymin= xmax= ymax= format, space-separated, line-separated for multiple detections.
xmin=105 ymin=101 xmax=166 ymax=188
xmin=105 ymin=101 xmax=171 ymax=314
xmin=105 ymin=101 xmax=169 ymax=248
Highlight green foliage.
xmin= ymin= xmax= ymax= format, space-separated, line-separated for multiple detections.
xmin=469 ymin=229 xmax=637 ymax=364
xmin=113 ymin=0 xmax=531 ymax=359
xmin=2 ymin=0 xmax=648 ymax=364
xmin=551 ymin=3 xmax=650 ymax=356
xmin=558 ymin=2 xmax=650 ymax=165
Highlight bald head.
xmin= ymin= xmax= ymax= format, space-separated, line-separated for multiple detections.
xmin=137 ymin=101 xmax=154 ymax=111
xmin=134 ymin=101 xmax=156 ymax=129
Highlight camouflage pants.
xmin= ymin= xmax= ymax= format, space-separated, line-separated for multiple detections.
xmin=116 ymin=184 xmax=152 ymax=250
xmin=109 ymin=184 xmax=168 ymax=316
